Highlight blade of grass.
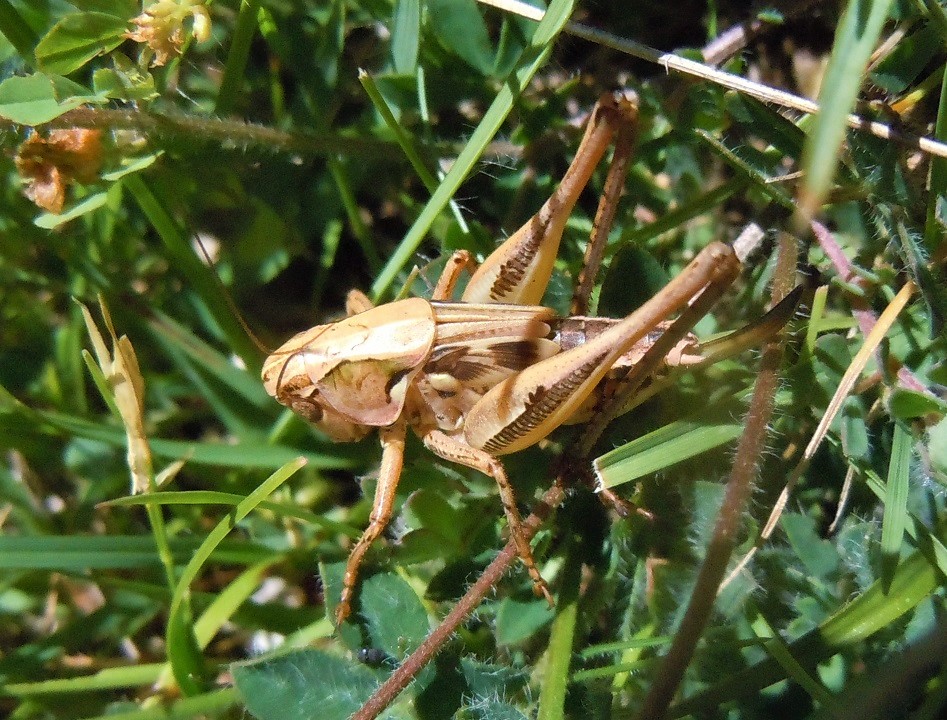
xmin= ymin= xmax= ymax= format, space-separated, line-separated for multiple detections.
xmin=4 ymin=664 xmax=165 ymax=696
xmin=215 ymin=0 xmax=261 ymax=116
xmin=147 ymin=311 xmax=272 ymax=410
xmin=798 ymin=0 xmax=896 ymax=217
xmin=672 ymin=548 xmax=940 ymax=716
xmin=537 ymin=535 xmax=581 ymax=720
xmin=863 ymin=468 xmax=947 ymax=575
xmin=165 ymin=457 xmax=305 ymax=693
xmin=750 ymin=608 xmax=836 ymax=709
xmin=358 ymin=69 xmax=469 ymax=232
xmin=881 ymin=421 xmax=912 ymax=584
xmin=925 ymin=57 xmax=947 ymax=250
xmin=106 ymin=489 xmax=361 ymax=537
xmin=624 ymin=178 xmax=746 ymax=248
xmin=0 ymin=535 xmax=273 ymax=569
xmin=328 ymin=156 xmax=383 ymax=273
xmin=695 ymin=130 xmax=795 ymax=209
xmin=76 ymin=688 xmax=240 ymax=720
xmin=123 ymin=174 xmax=260 ymax=366
xmin=594 ymin=421 xmax=743 ymax=489
xmin=369 ymin=0 xmax=577 ymax=300
xmin=0 ymin=0 xmax=37 ymax=66
xmin=5 ymin=400 xmax=359 ymax=469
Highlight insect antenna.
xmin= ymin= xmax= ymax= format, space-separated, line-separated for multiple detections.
xmin=192 ymin=234 xmax=273 ymax=355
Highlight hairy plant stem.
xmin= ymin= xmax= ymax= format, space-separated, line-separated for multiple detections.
xmin=636 ymin=232 xmax=798 ymax=720
xmin=350 ymin=480 xmax=567 ymax=720
xmin=27 ymin=108 xmax=403 ymax=159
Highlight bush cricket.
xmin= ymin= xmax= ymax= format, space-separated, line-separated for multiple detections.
xmin=261 ymin=91 xmax=798 ymax=623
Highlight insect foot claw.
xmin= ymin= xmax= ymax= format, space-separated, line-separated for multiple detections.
xmin=537 ymin=582 xmax=555 ymax=608
xmin=335 ymin=592 xmax=354 ymax=625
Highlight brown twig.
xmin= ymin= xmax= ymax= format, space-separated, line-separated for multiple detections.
xmin=637 ymin=232 xmax=798 ymax=720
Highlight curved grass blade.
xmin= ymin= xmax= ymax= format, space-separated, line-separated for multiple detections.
xmin=370 ymin=0 xmax=577 ymax=299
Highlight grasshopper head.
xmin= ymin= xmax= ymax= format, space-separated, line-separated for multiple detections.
xmin=262 ymin=298 xmax=437 ymax=441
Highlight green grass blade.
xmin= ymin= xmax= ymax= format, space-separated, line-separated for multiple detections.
xmin=123 ymin=174 xmax=260 ymax=367
xmin=165 ymin=457 xmax=305 ymax=692
xmin=594 ymin=421 xmax=743 ymax=488
xmin=819 ymin=549 xmax=938 ymax=646
xmin=0 ymin=0 xmax=38 ymax=66
xmin=537 ymin=537 xmax=581 ymax=720
xmin=25 ymin=407 xmax=358 ymax=469
xmin=215 ymin=0 xmax=261 ymax=116
xmin=925 ymin=63 xmax=947 ymax=250
xmin=0 ymin=535 xmax=272 ymax=569
xmin=359 ymin=69 xmax=469 ymax=231
xmin=798 ymin=0 xmax=895 ymax=215
xmin=147 ymin=311 xmax=272 ymax=410
xmin=105 ymin=489 xmax=361 ymax=537
xmin=75 ymin=688 xmax=240 ymax=720
xmin=751 ymin=609 xmax=836 ymax=708
xmin=881 ymin=421 xmax=912 ymax=583
xmin=193 ymin=561 xmax=274 ymax=646
xmin=4 ymin=663 xmax=164 ymax=695
xmin=369 ymin=0 xmax=577 ymax=300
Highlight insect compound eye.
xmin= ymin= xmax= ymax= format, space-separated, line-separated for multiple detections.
xmin=290 ymin=396 xmax=323 ymax=424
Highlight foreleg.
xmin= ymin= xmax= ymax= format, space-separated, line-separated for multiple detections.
xmin=336 ymin=420 xmax=407 ymax=623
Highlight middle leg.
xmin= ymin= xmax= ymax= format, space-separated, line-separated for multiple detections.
xmin=422 ymin=428 xmax=554 ymax=605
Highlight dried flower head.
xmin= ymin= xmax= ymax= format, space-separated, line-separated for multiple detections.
xmin=126 ymin=0 xmax=211 ymax=68
xmin=15 ymin=128 xmax=103 ymax=213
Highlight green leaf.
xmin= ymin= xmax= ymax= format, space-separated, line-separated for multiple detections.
xmin=495 ymin=597 xmax=554 ymax=645
xmin=599 ymin=245 xmax=670 ymax=317
xmin=100 ymin=150 xmax=162 ymax=180
xmin=370 ymin=0 xmax=577 ymax=298
xmin=840 ymin=397 xmax=869 ymax=459
xmin=428 ymin=0 xmax=494 ymax=76
xmin=390 ymin=0 xmax=419 ymax=74
xmin=459 ymin=657 xmax=527 ymax=701
xmin=92 ymin=64 xmax=158 ymax=102
xmin=233 ymin=650 xmax=380 ymax=720
xmin=69 ymin=0 xmax=137 ymax=15
xmin=402 ymin=488 xmax=463 ymax=546
xmin=0 ymin=73 xmax=94 ymax=124
xmin=870 ymin=23 xmax=942 ymax=94
xmin=359 ymin=572 xmax=429 ymax=659
xmin=35 ymin=12 xmax=129 ymax=75
xmin=781 ymin=513 xmax=839 ymax=579
xmin=889 ymin=388 xmax=947 ymax=419
xmin=34 ymin=192 xmax=109 ymax=229
xmin=461 ymin=699 xmax=529 ymax=720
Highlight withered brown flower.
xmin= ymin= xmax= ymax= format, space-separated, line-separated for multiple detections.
xmin=15 ymin=128 xmax=104 ymax=214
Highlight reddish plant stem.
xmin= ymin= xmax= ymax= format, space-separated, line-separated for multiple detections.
xmin=810 ymin=221 xmax=929 ymax=394
xmin=636 ymin=232 xmax=798 ymax=720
